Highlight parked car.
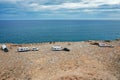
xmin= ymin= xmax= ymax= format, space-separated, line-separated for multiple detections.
xmin=63 ymin=48 xmax=70 ymax=51
xmin=32 ymin=47 xmax=39 ymax=51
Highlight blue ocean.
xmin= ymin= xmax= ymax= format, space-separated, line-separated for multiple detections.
xmin=0 ymin=20 xmax=120 ymax=44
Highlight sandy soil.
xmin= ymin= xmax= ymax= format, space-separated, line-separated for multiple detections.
xmin=0 ymin=40 xmax=120 ymax=80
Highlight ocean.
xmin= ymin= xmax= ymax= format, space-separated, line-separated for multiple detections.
xmin=0 ymin=20 xmax=120 ymax=44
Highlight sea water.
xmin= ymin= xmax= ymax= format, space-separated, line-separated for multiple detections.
xmin=0 ymin=20 xmax=120 ymax=44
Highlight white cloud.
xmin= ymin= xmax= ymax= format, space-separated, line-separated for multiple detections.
xmin=0 ymin=0 xmax=120 ymax=12
xmin=27 ymin=2 xmax=99 ymax=11
xmin=25 ymin=0 xmax=120 ymax=11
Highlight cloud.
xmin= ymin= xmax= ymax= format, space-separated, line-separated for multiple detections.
xmin=0 ymin=0 xmax=120 ymax=11
xmin=1 ymin=0 xmax=120 ymax=7
xmin=0 ymin=0 xmax=23 ymax=3
xmin=23 ymin=0 xmax=120 ymax=12
xmin=0 ymin=0 xmax=120 ymax=19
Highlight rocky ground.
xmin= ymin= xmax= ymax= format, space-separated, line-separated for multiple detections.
xmin=0 ymin=40 xmax=120 ymax=80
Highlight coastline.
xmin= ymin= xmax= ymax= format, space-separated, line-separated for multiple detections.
xmin=0 ymin=39 xmax=120 ymax=80
xmin=0 ymin=38 xmax=120 ymax=45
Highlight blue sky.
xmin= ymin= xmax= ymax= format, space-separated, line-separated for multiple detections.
xmin=0 ymin=0 xmax=120 ymax=20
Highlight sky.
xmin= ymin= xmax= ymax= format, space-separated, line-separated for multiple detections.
xmin=0 ymin=0 xmax=120 ymax=20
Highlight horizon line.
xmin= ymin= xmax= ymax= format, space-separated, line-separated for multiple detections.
xmin=0 ymin=18 xmax=120 ymax=20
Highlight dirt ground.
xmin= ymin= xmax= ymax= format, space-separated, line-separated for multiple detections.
xmin=0 ymin=40 xmax=120 ymax=80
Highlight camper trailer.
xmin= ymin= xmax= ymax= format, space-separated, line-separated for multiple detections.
xmin=51 ymin=46 xmax=62 ymax=51
xmin=98 ymin=43 xmax=114 ymax=47
xmin=1 ymin=44 xmax=8 ymax=52
xmin=17 ymin=47 xmax=30 ymax=52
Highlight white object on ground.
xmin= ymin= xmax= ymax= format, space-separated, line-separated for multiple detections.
xmin=1 ymin=44 xmax=7 ymax=50
xmin=51 ymin=46 xmax=63 ymax=51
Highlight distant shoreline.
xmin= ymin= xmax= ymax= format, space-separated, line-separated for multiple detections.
xmin=0 ymin=38 xmax=120 ymax=44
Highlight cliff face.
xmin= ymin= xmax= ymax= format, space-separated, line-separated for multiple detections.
xmin=0 ymin=41 xmax=120 ymax=80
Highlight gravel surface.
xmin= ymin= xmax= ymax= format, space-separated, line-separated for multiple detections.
xmin=0 ymin=40 xmax=120 ymax=80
